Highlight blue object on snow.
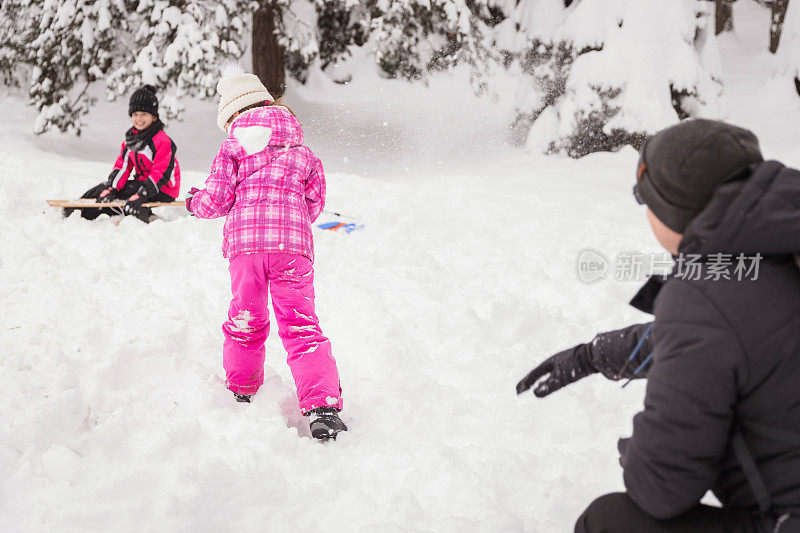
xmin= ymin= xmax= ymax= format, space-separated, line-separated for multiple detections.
xmin=317 ymin=222 xmax=362 ymax=233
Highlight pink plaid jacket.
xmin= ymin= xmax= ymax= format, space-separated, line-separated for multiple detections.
xmin=190 ymin=106 xmax=325 ymax=261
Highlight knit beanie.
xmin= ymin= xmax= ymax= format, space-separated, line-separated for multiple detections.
xmin=635 ymin=119 xmax=763 ymax=234
xmin=216 ymin=64 xmax=274 ymax=131
xmin=128 ymin=85 xmax=159 ymax=118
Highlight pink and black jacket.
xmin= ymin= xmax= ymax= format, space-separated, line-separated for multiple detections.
xmin=106 ymin=122 xmax=181 ymax=199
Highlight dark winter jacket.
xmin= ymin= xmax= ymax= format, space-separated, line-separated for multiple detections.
xmin=107 ymin=123 xmax=181 ymax=199
xmin=590 ymin=160 xmax=800 ymax=520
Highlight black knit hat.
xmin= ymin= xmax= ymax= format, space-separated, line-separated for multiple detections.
xmin=634 ymin=119 xmax=763 ymax=233
xmin=129 ymin=85 xmax=159 ymax=118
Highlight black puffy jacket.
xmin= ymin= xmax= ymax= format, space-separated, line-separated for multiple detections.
xmin=591 ymin=161 xmax=800 ymax=520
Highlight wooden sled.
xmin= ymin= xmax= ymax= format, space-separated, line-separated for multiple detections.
xmin=47 ymin=199 xmax=186 ymax=208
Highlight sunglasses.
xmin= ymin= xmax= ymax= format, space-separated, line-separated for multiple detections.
xmin=633 ymin=182 xmax=646 ymax=205
xmin=633 ymin=138 xmax=650 ymax=205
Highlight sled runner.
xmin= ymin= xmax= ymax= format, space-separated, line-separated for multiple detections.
xmin=47 ymin=199 xmax=185 ymax=208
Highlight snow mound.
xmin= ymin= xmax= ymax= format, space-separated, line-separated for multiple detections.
xmin=508 ymin=0 xmax=723 ymax=157
xmin=0 ymin=96 xmax=655 ymax=531
xmin=3 ymin=5 xmax=800 ymax=526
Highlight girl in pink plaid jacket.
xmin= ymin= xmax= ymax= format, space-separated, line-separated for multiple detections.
xmin=187 ymin=69 xmax=345 ymax=440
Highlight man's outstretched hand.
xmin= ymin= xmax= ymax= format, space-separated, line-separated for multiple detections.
xmin=516 ymin=343 xmax=597 ymax=397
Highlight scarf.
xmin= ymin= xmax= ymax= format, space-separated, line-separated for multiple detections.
xmin=125 ymin=120 xmax=164 ymax=152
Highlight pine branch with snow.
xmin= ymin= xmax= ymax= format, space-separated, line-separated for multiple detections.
xmin=104 ymin=0 xmax=250 ymax=121
xmin=503 ymin=0 xmax=725 ymax=157
xmin=367 ymin=0 xmax=501 ymax=90
xmin=1 ymin=0 xmax=127 ymax=135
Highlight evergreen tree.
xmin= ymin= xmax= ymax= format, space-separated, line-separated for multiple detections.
xmin=775 ymin=0 xmax=800 ymax=92
xmin=3 ymin=0 xmax=725 ymax=158
xmin=252 ymin=2 xmax=286 ymax=96
xmin=0 ymin=0 xmax=250 ymax=133
xmin=367 ymin=0 xmax=500 ymax=89
xmin=316 ymin=0 xmax=369 ymax=71
xmin=0 ymin=0 xmax=507 ymax=134
xmin=252 ymin=0 xmax=330 ymax=92
xmin=716 ymin=0 xmax=735 ymax=35
xmin=506 ymin=0 xmax=723 ymax=158
xmin=0 ymin=0 xmax=127 ymax=134
xmin=105 ymin=0 xmax=250 ymax=120
xmin=768 ymin=0 xmax=790 ymax=53
xmin=274 ymin=0 xmax=501 ymax=91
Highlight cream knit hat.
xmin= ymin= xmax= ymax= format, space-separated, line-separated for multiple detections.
xmin=216 ymin=64 xmax=274 ymax=131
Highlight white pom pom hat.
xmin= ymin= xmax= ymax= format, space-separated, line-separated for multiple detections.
xmin=216 ymin=64 xmax=274 ymax=131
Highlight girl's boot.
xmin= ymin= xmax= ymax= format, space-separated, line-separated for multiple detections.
xmin=307 ymin=408 xmax=347 ymax=440
xmin=233 ymin=392 xmax=251 ymax=403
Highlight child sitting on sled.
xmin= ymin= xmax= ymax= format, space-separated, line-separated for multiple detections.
xmin=186 ymin=66 xmax=346 ymax=441
xmin=65 ymin=85 xmax=181 ymax=223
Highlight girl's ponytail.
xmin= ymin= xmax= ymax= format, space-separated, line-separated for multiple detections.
xmin=225 ymin=98 xmax=299 ymax=129
xmin=267 ymin=98 xmax=298 ymax=120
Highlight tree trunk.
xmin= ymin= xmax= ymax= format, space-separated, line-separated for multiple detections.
xmin=716 ymin=0 xmax=734 ymax=35
xmin=770 ymin=0 xmax=790 ymax=53
xmin=252 ymin=3 xmax=286 ymax=98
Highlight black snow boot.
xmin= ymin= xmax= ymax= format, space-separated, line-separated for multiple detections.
xmin=307 ymin=407 xmax=347 ymax=441
xmin=233 ymin=393 xmax=251 ymax=403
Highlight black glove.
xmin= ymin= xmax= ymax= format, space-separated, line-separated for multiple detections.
xmin=123 ymin=180 xmax=158 ymax=216
xmin=123 ymin=193 xmax=144 ymax=216
xmin=98 ymin=187 xmax=117 ymax=203
xmin=516 ymin=343 xmax=597 ymax=397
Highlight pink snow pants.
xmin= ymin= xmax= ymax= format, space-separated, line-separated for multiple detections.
xmin=223 ymin=252 xmax=342 ymax=413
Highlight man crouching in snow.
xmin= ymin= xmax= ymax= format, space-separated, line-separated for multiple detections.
xmin=517 ymin=119 xmax=800 ymax=532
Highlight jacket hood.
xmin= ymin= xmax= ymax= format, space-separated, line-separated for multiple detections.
xmin=679 ymin=160 xmax=800 ymax=256
xmin=227 ymin=106 xmax=303 ymax=154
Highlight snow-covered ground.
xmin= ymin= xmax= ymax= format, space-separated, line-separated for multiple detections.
xmin=1 ymin=2 xmax=799 ymax=531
